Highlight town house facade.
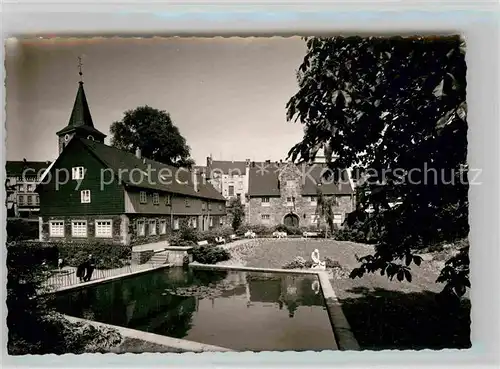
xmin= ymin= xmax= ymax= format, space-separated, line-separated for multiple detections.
xmin=37 ymin=80 xmax=226 ymax=246
xmin=247 ymin=161 xmax=355 ymax=229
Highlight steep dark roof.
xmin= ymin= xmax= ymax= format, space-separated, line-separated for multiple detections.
xmin=248 ymin=162 xmax=353 ymax=197
xmin=6 ymin=160 xmax=51 ymax=177
xmin=301 ymin=164 xmax=353 ymax=196
xmin=56 ymin=82 xmax=106 ymax=138
xmin=79 ymin=138 xmax=225 ymax=201
xmin=248 ymin=164 xmax=281 ymax=197
xmin=209 ymin=160 xmax=247 ymax=175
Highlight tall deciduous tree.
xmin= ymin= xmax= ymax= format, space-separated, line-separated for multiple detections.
xmin=315 ymin=187 xmax=336 ymax=236
xmin=227 ymin=198 xmax=245 ymax=231
xmin=110 ymin=105 xmax=194 ymax=167
xmin=286 ymin=36 xmax=469 ymax=297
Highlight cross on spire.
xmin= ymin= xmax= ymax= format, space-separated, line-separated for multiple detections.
xmin=77 ymin=56 xmax=83 ymax=82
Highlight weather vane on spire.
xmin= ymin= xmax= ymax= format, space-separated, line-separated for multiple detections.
xmin=77 ymin=56 xmax=83 ymax=82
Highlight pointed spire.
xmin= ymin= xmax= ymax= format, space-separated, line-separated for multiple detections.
xmin=67 ymin=80 xmax=95 ymax=129
xmin=56 ymin=57 xmax=106 ymax=144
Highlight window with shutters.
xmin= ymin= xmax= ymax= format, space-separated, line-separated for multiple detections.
xmin=159 ymin=220 xmax=167 ymax=234
xmin=137 ymin=220 xmax=146 ymax=236
xmin=149 ymin=220 xmax=157 ymax=235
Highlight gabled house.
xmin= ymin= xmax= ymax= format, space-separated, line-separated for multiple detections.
xmin=247 ymin=161 xmax=355 ymax=228
xmin=37 ymin=79 xmax=226 ymax=245
xmin=6 ymin=160 xmax=51 ymax=218
xmin=195 ymin=157 xmax=250 ymax=205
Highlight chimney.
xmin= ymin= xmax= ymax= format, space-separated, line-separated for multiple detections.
xmin=245 ymin=159 xmax=250 ymax=167
xmin=135 ymin=148 xmax=141 ymax=159
xmin=192 ymin=168 xmax=198 ymax=192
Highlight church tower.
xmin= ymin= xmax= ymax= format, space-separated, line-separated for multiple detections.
xmin=56 ymin=57 xmax=106 ymax=154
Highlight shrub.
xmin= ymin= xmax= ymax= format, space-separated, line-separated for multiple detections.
xmin=7 ymin=219 xmax=39 ymax=242
xmin=274 ymin=224 xmax=302 ymax=235
xmin=333 ymin=221 xmax=377 ymax=244
xmin=178 ymin=219 xmax=200 ymax=243
xmin=191 ymin=245 xmax=231 ymax=264
xmin=7 ymin=242 xmax=122 ymax=354
xmin=324 ymin=257 xmax=342 ymax=269
xmin=238 ymin=223 xmax=274 ymax=236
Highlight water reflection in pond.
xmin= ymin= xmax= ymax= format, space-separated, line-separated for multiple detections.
xmin=54 ymin=267 xmax=336 ymax=351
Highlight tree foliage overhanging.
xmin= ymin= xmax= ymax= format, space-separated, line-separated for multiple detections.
xmin=110 ymin=105 xmax=195 ymax=168
xmin=286 ymin=36 xmax=469 ymax=297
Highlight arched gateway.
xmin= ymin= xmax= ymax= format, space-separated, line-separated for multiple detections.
xmin=283 ymin=213 xmax=300 ymax=228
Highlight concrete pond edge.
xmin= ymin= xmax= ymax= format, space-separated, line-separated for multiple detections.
xmin=189 ymin=262 xmax=361 ymax=351
xmin=64 ymin=315 xmax=233 ymax=353
xmin=44 ymin=263 xmax=173 ymax=294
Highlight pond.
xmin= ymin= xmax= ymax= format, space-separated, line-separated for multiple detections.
xmin=53 ymin=267 xmax=337 ymax=351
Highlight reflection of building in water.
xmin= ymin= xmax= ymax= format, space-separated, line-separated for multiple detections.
xmin=245 ymin=273 xmax=325 ymax=318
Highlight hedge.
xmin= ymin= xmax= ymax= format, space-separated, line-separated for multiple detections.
xmin=12 ymin=241 xmax=132 ymax=270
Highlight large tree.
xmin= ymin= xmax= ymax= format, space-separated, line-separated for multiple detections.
xmin=286 ymin=36 xmax=469 ymax=297
xmin=110 ymin=105 xmax=194 ymax=167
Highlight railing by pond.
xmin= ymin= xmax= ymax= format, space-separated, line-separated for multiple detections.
xmin=42 ymin=260 xmax=167 ymax=291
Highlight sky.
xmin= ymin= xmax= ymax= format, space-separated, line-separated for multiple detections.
xmin=5 ymin=37 xmax=308 ymax=166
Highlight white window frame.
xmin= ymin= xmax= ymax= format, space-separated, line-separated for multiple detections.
xmin=191 ymin=217 xmax=197 ymax=229
xmin=71 ymin=220 xmax=88 ymax=238
xmin=261 ymin=197 xmax=270 ymax=207
xmin=261 ymin=214 xmax=270 ymax=220
xmin=49 ymin=220 xmax=65 ymax=237
xmin=173 ymin=218 xmax=180 ymax=230
xmin=95 ymin=220 xmax=113 ymax=238
xmin=333 ymin=214 xmax=342 ymax=224
xmin=137 ymin=220 xmax=146 ymax=236
xmin=159 ymin=220 xmax=167 ymax=235
xmin=219 ymin=217 xmax=224 ymax=225
xmin=149 ymin=220 xmax=157 ymax=235
xmin=80 ymin=190 xmax=91 ymax=203
xmin=139 ymin=191 xmax=147 ymax=204
xmin=18 ymin=195 xmax=25 ymax=206
xmin=27 ymin=195 xmax=33 ymax=206
xmin=209 ymin=217 xmax=213 ymax=227
xmin=310 ymin=196 xmax=317 ymax=205
xmin=27 ymin=184 xmax=33 ymax=192
xmin=72 ymin=167 xmax=85 ymax=180
xmin=153 ymin=193 xmax=160 ymax=205
xmin=286 ymin=197 xmax=293 ymax=206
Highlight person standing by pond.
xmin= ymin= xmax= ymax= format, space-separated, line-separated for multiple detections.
xmin=83 ymin=254 xmax=96 ymax=282
xmin=76 ymin=260 xmax=87 ymax=283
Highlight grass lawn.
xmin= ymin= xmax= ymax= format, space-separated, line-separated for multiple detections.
xmin=226 ymin=238 xmax=471 ymax=350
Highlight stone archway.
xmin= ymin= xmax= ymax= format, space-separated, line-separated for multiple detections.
xmin=283 ymin=213 xmax=300 ymax=228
